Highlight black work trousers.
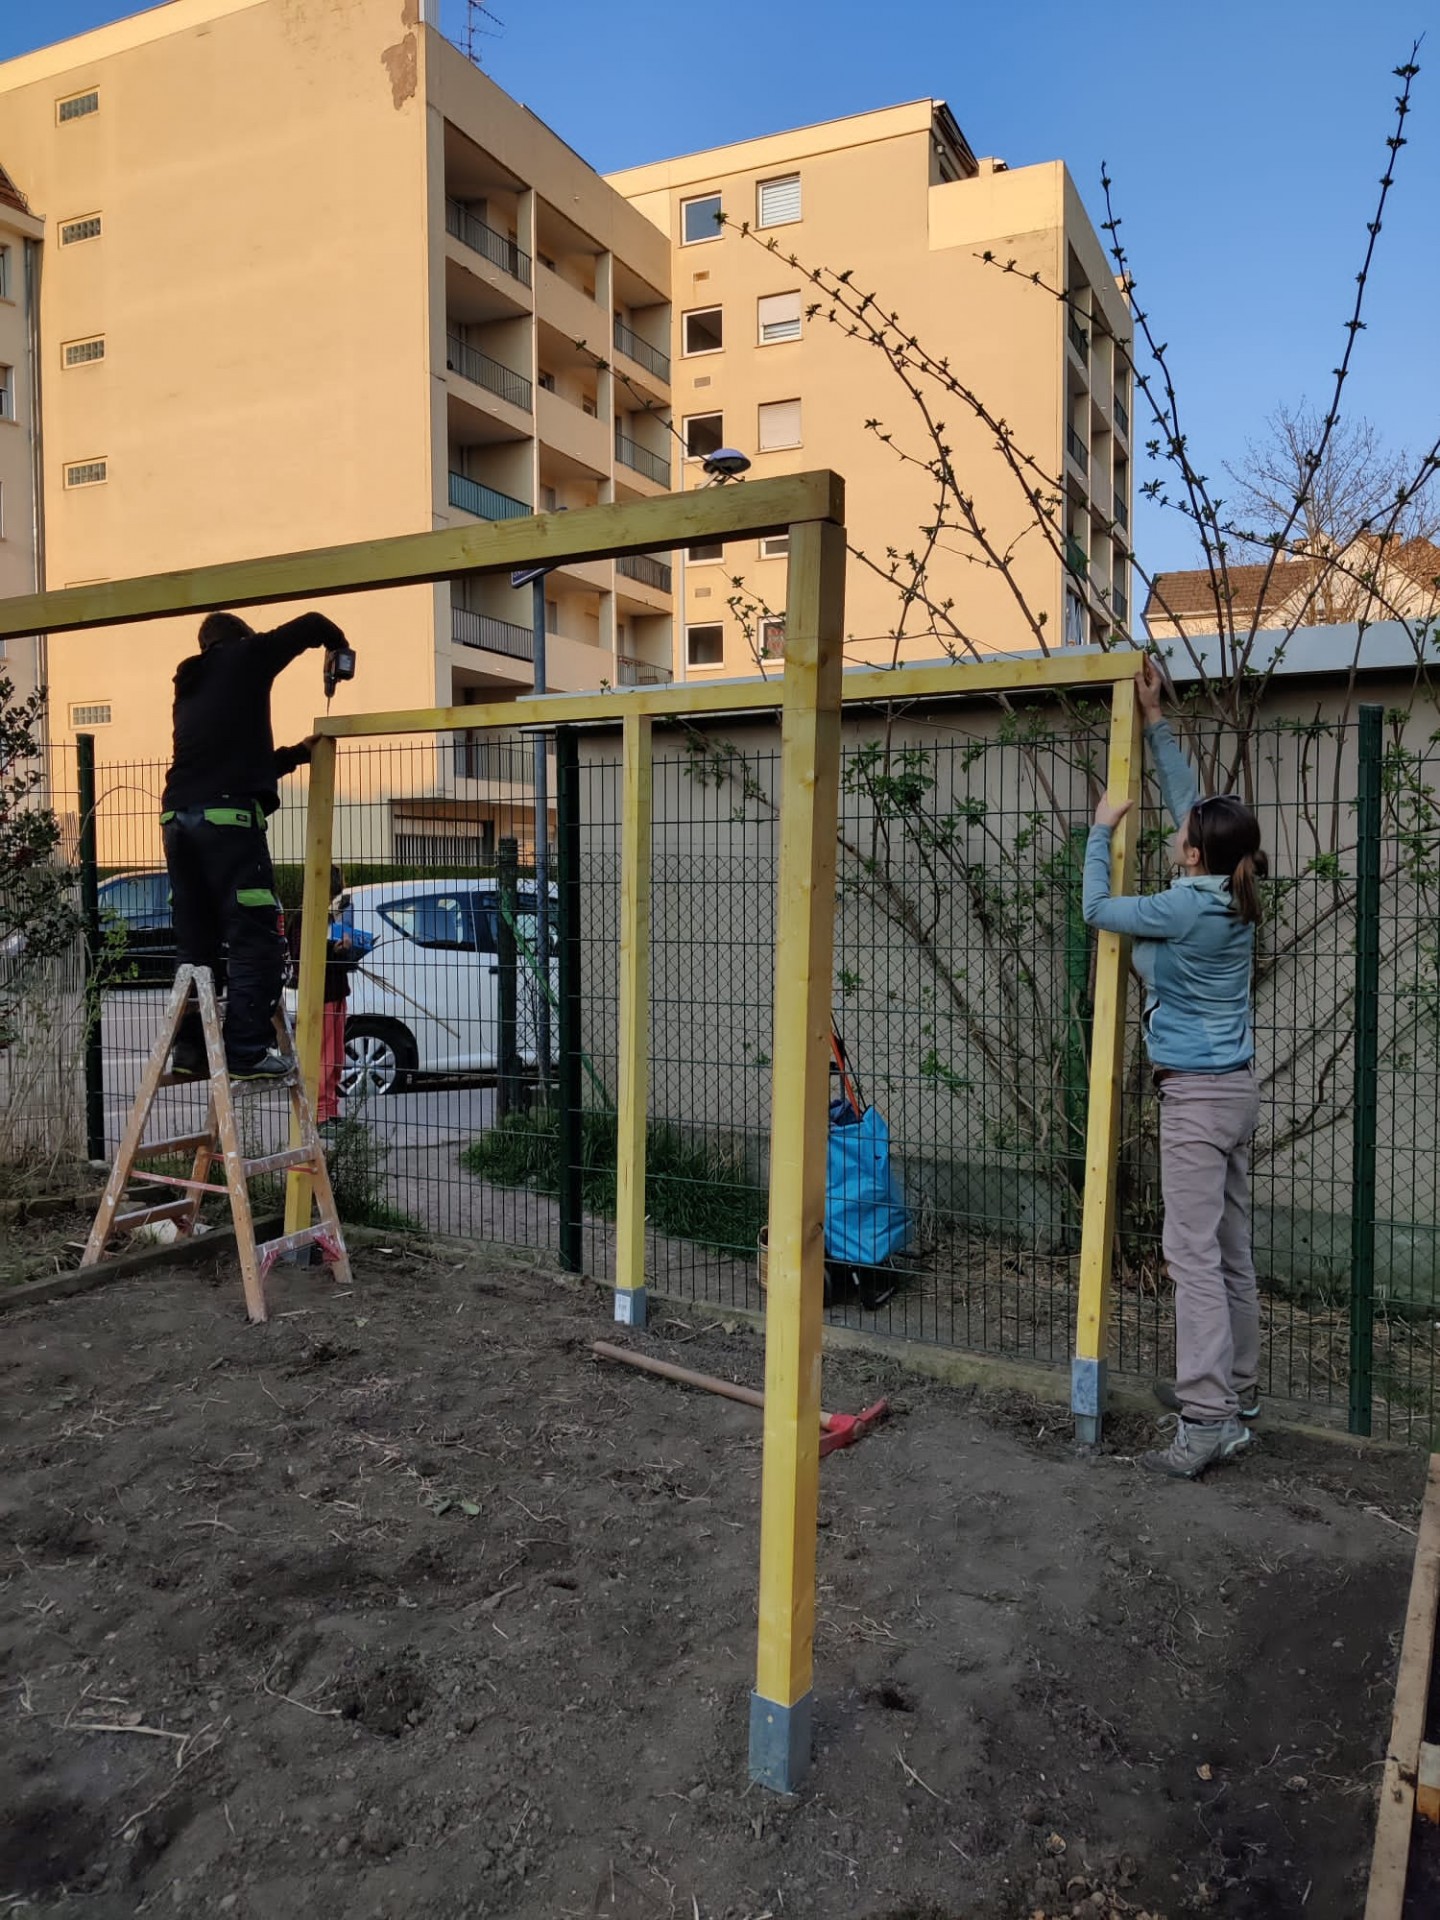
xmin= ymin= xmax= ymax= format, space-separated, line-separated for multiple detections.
xmin=162 ymin=812 xmax=287 ymax=1065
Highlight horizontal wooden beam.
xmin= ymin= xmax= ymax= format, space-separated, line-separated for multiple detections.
xmin=313 ymin=648 xmax=1141 ymax=738
xmin=0 ymin=470 xmax=844 ymax=641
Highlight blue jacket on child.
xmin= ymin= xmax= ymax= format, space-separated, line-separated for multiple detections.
xmin=1082 ymin=720 xmax=1255 ymax=1074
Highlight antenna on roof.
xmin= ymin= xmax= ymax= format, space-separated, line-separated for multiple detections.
xmin=444 ymin=0 xmax=505 ymax=68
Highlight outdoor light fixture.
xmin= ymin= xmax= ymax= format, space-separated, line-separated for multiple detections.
xmin=701 ymin=447 xmax=752 ymax=483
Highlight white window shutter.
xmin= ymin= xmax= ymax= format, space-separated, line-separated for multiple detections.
xmin=757 ymin=175 xmax=801 ymax=227
xmin=757 ymin=399 xmax=802 ymax=452
xmin=758 ymin=291 xmax=802 ymax=343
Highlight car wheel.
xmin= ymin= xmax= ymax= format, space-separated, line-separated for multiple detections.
xmin=341 ymin=1018 xmax=416 ymax=1098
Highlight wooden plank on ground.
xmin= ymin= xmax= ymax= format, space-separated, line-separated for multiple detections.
xmin=1364 ymin=1452 xmax=1440 ymax=1920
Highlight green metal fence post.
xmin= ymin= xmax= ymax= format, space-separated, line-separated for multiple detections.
xmin=1348 ymin=704 xmax=1383 ymax=1437
xmin=556 ymin=727 xmax=583 ymax=1272
xmin=75 ymin=733 xmax=105 ymax=1163
xmin=496 ymin=836 xmax=520 ymax=1121
xmin=1063 ymin=824 xmax=1093 ymax=1207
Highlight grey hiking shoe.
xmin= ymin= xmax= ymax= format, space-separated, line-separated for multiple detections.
xmin=1153 ymin=1379 xmax=1262 ymax=1421
xmin=1139 ymin=1415 xmax=1254 ymax=1480
xmin=227 ymin=1049 xmax=293 ymax=1086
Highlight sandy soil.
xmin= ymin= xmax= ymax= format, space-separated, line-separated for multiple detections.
xmin=0 ymin=1243 xmax=1424 ymax=1919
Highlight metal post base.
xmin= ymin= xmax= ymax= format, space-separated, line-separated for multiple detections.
xmin=748 ymin=1690 xmax=812 ymax=1792
xmin=614 ymin=1285 xmax=648 ymax=1330
xmin=1072 ymin=1355 xmax=1107 ymax=1446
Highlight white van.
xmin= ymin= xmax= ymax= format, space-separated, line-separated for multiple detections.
xmin=288 ymin=877 xmax=558 ymax=1095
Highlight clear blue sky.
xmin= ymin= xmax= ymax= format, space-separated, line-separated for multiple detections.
xmin=2 ymin=0 xmax=1435 ymax=573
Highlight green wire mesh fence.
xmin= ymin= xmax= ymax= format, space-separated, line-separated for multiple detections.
xmin=4 ymin=701 xmax=1438 ymax=1444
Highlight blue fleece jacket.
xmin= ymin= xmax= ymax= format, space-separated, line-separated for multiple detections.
xmin=1083 ymin=720 xmax=1255 ymax=1072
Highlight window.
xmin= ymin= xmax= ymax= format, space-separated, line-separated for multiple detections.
xmin=538 ymin=370 xmax=557 ymax=392
xmin=545 ymin=597 xmax=559 ymax=632
xmin=686 ymin=622 xmax=724 ymax=667
xmin=541 ymin=485 xmax=558 ymax=511
xmin=378 ymin=894 xmax=476 ymax=951
xmin=60 ymin=214 xmax=102 ymax=246
xmin=681 ymin=193 xmax=723 ymax=245
xmin=757 ymin=399 xmax=802 ymax=452
xmin=58 ymin=90 xmax=99 ymax=122
xmin=759 ymin=616 xmax=786 ymax=660
xmin=689 ymin=541 xmax=723 ymax=563
xmin=682 ymin=307 xmax=723 ymax=356
xmin=64 ymin=336 xmax=105 ymax=367
xmin=581 ymin=396 xmax=598 ymax=417
xmin=65 ymin=459 xmax=107 ymax=487
xmin=70 ymin=702 xmax=112 ymax=727
xmin=757 ymin=174 xmax=801 ymax=228
xmin=0 ymin=246 xmax=10 ymax=299
xmin=759 ymin=534 xmax=789 ymax=559
xmin=0 ymin=366 xmax=12 ymax=421
xmin=758 ymin=291 xmax=802 ymax=345
xmin=683 ymin=413 xmax=724 ymax=459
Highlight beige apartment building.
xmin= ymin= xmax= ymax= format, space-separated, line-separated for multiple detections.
xmin=0 ymin=3 xmax=1130 ymax=863
xmin=0 ymin=0 xmax=672 ymax=862
xmin=0 ymin=163 xmax=45 ymax=711
xmin=610 ymin=103 xmax=1133 ymax=676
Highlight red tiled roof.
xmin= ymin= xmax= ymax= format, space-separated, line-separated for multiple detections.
xmin=0 ymin=163 xmax=32 ymax=215
xmin=1143 ymin=560 xmax=1315 ymax=622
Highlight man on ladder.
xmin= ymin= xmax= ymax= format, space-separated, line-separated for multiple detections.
xmin=160 ymin=609 xmax=355 ymax=1082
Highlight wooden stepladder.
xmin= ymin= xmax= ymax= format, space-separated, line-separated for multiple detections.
xmin=82 ymin=965 xmax=350 ymax=1321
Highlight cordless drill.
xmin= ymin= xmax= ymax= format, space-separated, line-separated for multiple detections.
xmin=323 ymin=643 xmax=357 ymax=702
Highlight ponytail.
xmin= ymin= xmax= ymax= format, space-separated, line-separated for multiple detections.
xmin=1227 ymin=847 xmax=1268 ymax=927
xmin=1186 ymin=794 xmax=1267 ymax=925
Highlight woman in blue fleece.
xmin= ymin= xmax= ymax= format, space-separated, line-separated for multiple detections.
xmin=1085 ymin=660 xmax=1268 ymax=1480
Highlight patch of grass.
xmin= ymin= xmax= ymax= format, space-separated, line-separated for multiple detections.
xmin=463 ymin=1108 xmax=767 ymax=1255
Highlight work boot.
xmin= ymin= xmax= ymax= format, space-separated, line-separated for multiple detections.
xmin=169 ymin=1045 xmax=210 ymax=1079
xmin=1139 ymin=1415 xmax=1254 ymax=1480
xmin=227 ymin=1049 xmax=292 ymax=1085
xmin=1153 ymin=1379 xmax=1262 ymax=1421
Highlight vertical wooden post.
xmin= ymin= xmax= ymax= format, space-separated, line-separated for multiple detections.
xmin=285 ymin=735 xmax=336 ymax=1238
xmin=613 ymin=711 xmax=653 ymax=1326
xmin=1072 ymin=674 xmax=1142 ymax=1443
xmin=749 ymin=516 xmax=845 ymax=1792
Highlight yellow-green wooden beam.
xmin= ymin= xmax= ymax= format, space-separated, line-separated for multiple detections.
xmin=749 ymin=517 xmax=846 ymax=1792
xmin=0 ymin=471 xmax=843 ymax=641
xmin=285 ymin=736 xmax=336 ymax=1236
xmin=1071 ymin=673 xmax=1143 ymax=1444
xmin=310 ymin=649 xmax=1141 ymax=742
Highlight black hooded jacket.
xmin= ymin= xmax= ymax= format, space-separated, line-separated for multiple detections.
xmin=161 ymin=612 xmax=345 ymax=816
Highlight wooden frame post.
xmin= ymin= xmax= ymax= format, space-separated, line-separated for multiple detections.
xmin=1071 ymin=673 xmax=1143 ymax=1443
xmin=749 ymin=516 xmax=846 ymax=1792
xmin=613 ymin=711 xmax=653 ymax=1326
xmin=285 ymin=735 xmax=337 ymax=1238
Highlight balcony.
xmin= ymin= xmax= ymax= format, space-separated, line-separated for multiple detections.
xmin=446 ymin=335 xmax=532 ymax=412
xmin=1114 ymin=494 xmax=1129 ymax=532
xmin=1113 ymin=587 xmax=1129 ymax=623
xmin=1067 ymin=314 xmax=1089 ymax=362
xmin=617 ymin=654 xmax=674 ymax=686
xmin=445 ymin=199 xmax=532 ymax=289
xmin=449 ymin=471 xmax=531 ymax=521
xmin=617 ymin=552 xmax=673 ymax=593
xmin=1064 ymin=536 xmax=1088 ymax=578
xmin=613 ymin=317 xmax=670 ymax=385
xmin=452 ymin=606 xmax=534 ymax=661
xmin=1066 ymin=426 xmax=1088 ymax=474
xmin=1114 ymin=394 xmax=1130 ymax=438
xmin=616 ymin=433 xmax=671 ymax=487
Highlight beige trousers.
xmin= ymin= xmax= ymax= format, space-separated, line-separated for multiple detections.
xmin=1158 ymin=1065 xmax=1262 ymax=1422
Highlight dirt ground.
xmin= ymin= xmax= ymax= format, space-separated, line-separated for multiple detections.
xmin=0 ymin=1241 xmax=1426 ymax=1920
